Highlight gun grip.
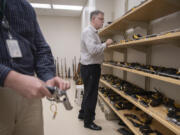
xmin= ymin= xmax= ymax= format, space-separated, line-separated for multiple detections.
xmin=46 ymin=86 xmax=56 ymax=94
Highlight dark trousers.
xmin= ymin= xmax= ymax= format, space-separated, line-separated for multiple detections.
xmin=79 ymin=64 xmax=101 ymax=125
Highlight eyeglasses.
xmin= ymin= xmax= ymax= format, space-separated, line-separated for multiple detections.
xmin=97 ymin=17 xmax=104 ymax=21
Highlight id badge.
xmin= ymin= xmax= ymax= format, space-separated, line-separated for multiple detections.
xmin=6 ymin=39 xmax=22 ymax=58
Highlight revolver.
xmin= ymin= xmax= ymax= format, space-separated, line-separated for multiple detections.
xmin=46 ymin=86 xmax=73 ymax=110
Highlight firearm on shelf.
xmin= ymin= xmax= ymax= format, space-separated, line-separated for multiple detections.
xmin=132 ymin=28 xmax=180 ymax=41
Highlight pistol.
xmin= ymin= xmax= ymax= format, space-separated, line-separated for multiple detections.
xmin=46 ymin=86 xmax=73 ymax=110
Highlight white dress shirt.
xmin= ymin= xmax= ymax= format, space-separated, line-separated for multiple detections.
xmin=80 ymin=25 xmax=107 ymax=65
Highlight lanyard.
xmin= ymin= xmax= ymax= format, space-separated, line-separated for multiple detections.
xmin=0 ymin=0 xmax=6 ymax=19
xmin=0 ymin=0 xmax=22 ymax=60
xmin=0 ymin=0 xmax=12 ymax=39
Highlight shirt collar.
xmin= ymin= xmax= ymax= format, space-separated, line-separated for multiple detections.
xmin=89 ymin=24 xmax=98 ymax=33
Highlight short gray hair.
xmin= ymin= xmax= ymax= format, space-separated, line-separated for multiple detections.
xmin=90 ymin=10 xmax=104 ymax=21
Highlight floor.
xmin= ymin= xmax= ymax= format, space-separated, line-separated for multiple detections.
xmin=43 ymin=79 xmax=121 ymax=135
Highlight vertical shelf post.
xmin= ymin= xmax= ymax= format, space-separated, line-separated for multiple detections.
xmin=123 ymin=48 xmax=128 ymax=81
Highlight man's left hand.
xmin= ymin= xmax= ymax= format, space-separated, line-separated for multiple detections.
xmin=46 ymin=77 xmax=71 ymax=90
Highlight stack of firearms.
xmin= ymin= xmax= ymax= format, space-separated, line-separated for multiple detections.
xmin=55 ymin=57 xmax=71 ymax=79
xmin=72 ymin=56 xmax=83 ymax=85
xmin=132 ymin=28 xmax=180 ymax=41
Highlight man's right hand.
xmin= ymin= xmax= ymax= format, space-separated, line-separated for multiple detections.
xmin=105 ymin=39 xmax=113 ymax=47
xmin=4 ymin=71 xmax=51 ymax=99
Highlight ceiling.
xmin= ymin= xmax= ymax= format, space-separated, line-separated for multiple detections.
xmin=28 ymin=0 xmax=87 ymax=17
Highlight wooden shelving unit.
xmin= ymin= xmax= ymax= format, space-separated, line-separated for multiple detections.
xmin=100 ymin=79 xmax=180 ymax=135
xmin=108 ymin=31 xmax=180 ymax=49
xmin=99 ymin=0 xmax=180 ymax=37
xmin=99 ymin=92 xmax=175 ymax=135
xmin=99 ymin=92 xmax=142 ymax=135
xmin=98 ymin=0 xmax=180 ymax=134
xmin=102 ymin=63 xmax=180 ymax=86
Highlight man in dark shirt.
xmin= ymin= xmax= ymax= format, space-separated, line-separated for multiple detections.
xmin=0 ymin=0 xmax=70 ymax=135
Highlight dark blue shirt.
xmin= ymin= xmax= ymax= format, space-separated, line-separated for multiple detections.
xmin=0 ymin=0 xmax=56 ymax=86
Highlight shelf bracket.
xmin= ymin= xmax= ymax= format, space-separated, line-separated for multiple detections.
xmin=123 ymin=48 xmax=127 ymax=81
xmin=145 ymin=46 xmax=152 ymax=90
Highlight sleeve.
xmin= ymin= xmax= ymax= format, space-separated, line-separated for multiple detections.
xmin=33 ymin=13 xmax=56 ymax=81
xmin=0 ymin=64 xmax=12 ymax=86
xmin=82 ymin=30 xmax=106 ymax=56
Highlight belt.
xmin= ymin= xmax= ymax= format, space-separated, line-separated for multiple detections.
xmin=81 ymin=64 xmax=100 ymax=68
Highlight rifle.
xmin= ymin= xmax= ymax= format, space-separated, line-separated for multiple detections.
xmin=74 ymin=62 xmax=80 ymax=81
xmin=61 ymin=59 xmax=64 ymax=79
xmin=73 ymin=56 xmax=77 ymax=80
xmin=68 ymin=67 xmax=71 ymax=78
xmin=54 ymin=58 xmax=57 ymax=76
xmin=75 ymin=62 xmax=83 ymax=85
xmin=77 ymin=62 xmax=81 ymax=77
xmin=72 ymin=59 xmax=74 ymax=78
xmin=65 ymin=57 xmax=68 ymax=79
xmin=74 ymin=56 xmax=77 ymax=76
xmin=57 ymin=57 xmax=60 ymax=77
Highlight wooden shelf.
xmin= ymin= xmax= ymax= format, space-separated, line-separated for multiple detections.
xmin=99 ymin=92 xmax=143 ymax=135
xmin=108 ymin=31 xmax=180 ymax=49
xmin=99 ymin=0 xmax=180 ymax=134
xmin=100 ymin=79 xmax=180 ymax=135
xmin=99 ymin=0 xmax=180 ymax=37
xmin=102 ymin=63 xmax=180 ymax=86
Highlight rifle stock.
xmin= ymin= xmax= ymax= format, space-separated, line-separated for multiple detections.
xmin=65 ymin=57 xmax=68 ymax=79
xmin=61 ymin=59 xmax=64 ymax=79
xmin=57 ymin=57 xmax=60 ymax=77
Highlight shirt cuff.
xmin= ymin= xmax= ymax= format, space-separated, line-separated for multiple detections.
xmin=39 ymin=72 xmax=55 ymax=82
xmin=102 ymin=43 xmax=107 ymax=49
xmin=0 ymin=65 xmax=12 ymax=87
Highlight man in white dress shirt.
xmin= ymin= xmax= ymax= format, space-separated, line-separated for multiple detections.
xmin=78 ymin=10 xmax=113 ymax=131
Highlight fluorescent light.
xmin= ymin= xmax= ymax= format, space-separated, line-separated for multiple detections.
xmin=31 ymin=3 xmax=51 ymax=9
xmin=53 ymin=5 xmax=83 ymax=11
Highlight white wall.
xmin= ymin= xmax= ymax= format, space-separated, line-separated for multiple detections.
xmin=113 ymin=0 xmax=126 ymax=20
xmin=81 ymin=7 xmax=89 ymax=31
xmin=95 ymin=0 xmax=114 ymax=26
xmin=81 ymin=0 xmax=115 ymax=30
xmin=128 ymin=0 xmax=145 ymax=10
xmin=81 ymin=0 xmax=96 ymax=30
xmin=113 ymin=0 xmax=146 ymax=20
xmin=37 ymin=15 xmax=81 ymax=76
